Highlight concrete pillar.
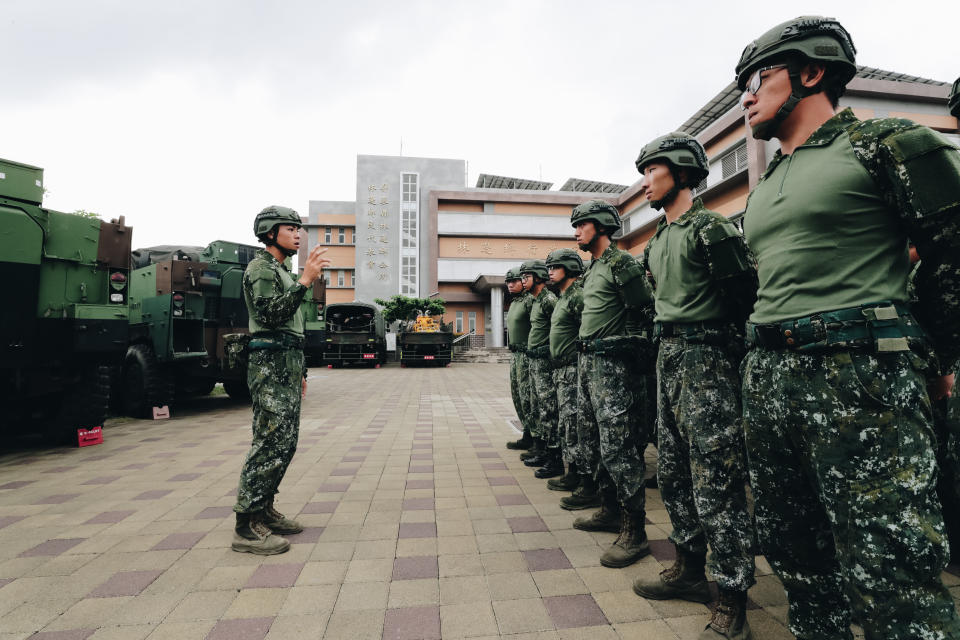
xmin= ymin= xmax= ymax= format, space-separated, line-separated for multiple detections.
xmin=489 ymin=287 xmax=504 ymax=348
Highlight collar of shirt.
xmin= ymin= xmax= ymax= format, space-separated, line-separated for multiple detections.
xmin=764 ymin=107 xmax=859 ymax=174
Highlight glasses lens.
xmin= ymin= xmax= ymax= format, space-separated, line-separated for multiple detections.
xmin=748 ymin=69 xmax=762 ymax=94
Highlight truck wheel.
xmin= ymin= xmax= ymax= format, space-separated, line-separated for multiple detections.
xmin=122 ymin=344 xmax=173 ymax=418
xmin=177 ymin=378 xmax=216 ymax=397
xmin=223 ymin=378 xmax=251 ymax=401
xmin=50 ymin=364 xmax=112 ymax=442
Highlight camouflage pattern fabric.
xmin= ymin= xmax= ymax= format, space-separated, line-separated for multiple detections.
xmin=510 ymin=352 xmax=534 ymax=434
xmin=244 ymin=249 xmax=308 ymax=336
xmin=577 ymin=350 xmax=650 ymax=507
xmin=742 ymin=346 xmax=959 ymax=640
xmin=528 ymin=356 xmax=559 ymax=448
xmin=552 ymin=363 xmax=578 ymax=464
xmin=234 ymin=347 xmax=304 ymax=513
xmin=656 ymin=340 xmax=755 ymax=592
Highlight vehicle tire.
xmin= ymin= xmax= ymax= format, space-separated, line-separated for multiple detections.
xmin=122 ymin=344 xmax=174 ymax=418
xmin=223 ymin=377 xmax=251 ymax=401
xmin=177 ymin=377 xmax=216 ymax=397
xmin=49 ymin=364 xmax=112 ymax=442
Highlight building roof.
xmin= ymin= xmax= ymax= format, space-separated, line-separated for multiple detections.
xmin=475 ymin=174 xmax=553 ymax=190
xmin=679 ymin=66 xmax=950 ymax=136
xmin=558 ymin=178 xmax=628 ymax=194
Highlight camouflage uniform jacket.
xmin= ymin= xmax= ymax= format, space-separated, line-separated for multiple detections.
xmin=506 ymin=292 xmax=535 ymax=349
xmin=641 ymin=198 xmax=756 ymax=328
xmin=244 ymin=249 xmax=309 ymax=338
xmin=579 ymin=244 xmax=653 ymax=340
xmin=745 ymin=108 xmax=960 ymax=370
xmin=549 ymin=280 xmax=584 ymax=364
xmin=527 ymin=287 xmax=557 ymax=351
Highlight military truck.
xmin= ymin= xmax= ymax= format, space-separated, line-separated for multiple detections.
xmin=322 ymin=302 xmax=386 ymax=367
xmin=398 ymin=314 xmax=453 ymax=367
xmin=0 ymin=157 xmax=131 ymax=439
xmin=302 ymin=280 xmax=326 ymax=366
xmin=117 ymin=241 xmax=256 ymax=416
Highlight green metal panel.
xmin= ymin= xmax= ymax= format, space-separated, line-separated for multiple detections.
xmin=0 ymin=205 xmax=43 ymax=264
xmin=37 ymin=260 xmax=112 ymax=316
xmin=0 ymin=158 xmax=44 ymax=204
xmin=127 ymin=264 xmax=157 ymax=325
xmin=43 ymin=210 xmax=100 ymax=264
xmin=202 ymin=240 xmax=258 ymax=266
xmin=142 ymin=294 xmax=173 ymax=359
xmin=67 ymin=303 xmax=129 ymax=321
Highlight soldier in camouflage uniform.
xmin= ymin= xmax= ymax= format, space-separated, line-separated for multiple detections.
xmin=566 ymin=199 xmax=656 ymax=568
xmin=233 ymin=206 xmax=330 ymax=555
xmin=632 ymin=133 xmax=758 ymax=640
xmin=505 ymin=268 xmax=536 ymax=451
xmin=545 ymin=249 xmax=585 ymax=490
xmin=736 ymin=17 xmax=960 ymax=639
xmin=520 ymin=260 xmax=562 ymax=478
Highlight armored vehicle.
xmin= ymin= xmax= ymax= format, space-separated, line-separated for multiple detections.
xmin=0 ymin=158 xmax=131 ymax=439
xmin=398 ymin=314 xmax=453 ymax=367
xmin=302 ymin=281 xmax=326 ymax=366
xmin=118 ymin=241 xmax=257 ymax=416
xmin=322 ymin=302 xmax=386 ymax=367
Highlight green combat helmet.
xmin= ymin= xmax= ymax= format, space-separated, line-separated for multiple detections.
xmin=545 ymin=248 xmax=585 ymax=277
xmin=570 ymin=199 xmax=622 ymax=234
xmin=735 ymin=16 xmax=857 ymax=140
xmin=505 ymin=268 xmax=522 ymax=282
xmin=949 ymin=77 xmax=960 ymax=118
xmin=519 ymin=259 xmax=549 ymax=282
xmin=635 ymin=132 xmax=709 ymax=210
xmin=253 ymin=205 xmax=302 ymax=257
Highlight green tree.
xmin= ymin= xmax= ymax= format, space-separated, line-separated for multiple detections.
xmin=71 ymin=209 xmax=101 ymax=219
xmin=374 ymin=295 xmax=445 ymax=324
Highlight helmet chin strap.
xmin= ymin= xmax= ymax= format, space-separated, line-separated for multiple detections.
xmin=265 ymin=230 xmax=299 ymax=258
xmin=751 ymin=63 xmax=821 ymax=141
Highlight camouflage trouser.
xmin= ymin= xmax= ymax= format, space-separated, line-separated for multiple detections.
xmin=552 ymin=364 xmax=578 ymax=464
xmin=528 ymin=355 xmax=560 ymax=449
xmin=577 ymin=351 xmax=651 ymax=507
xmin=234 ymin=347 xmax=304 ymax=514
xmin=742 ymin=347 xmax=959 ymax=640
xmin=510 ymin=351 xmax=534 ymax=434
xmin=656 ymin=340 xmax=755 ymax=592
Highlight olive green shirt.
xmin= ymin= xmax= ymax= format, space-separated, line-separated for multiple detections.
xmin=244 ymin=249 xmax=308 ymax=337
xmin=579 ymin=245 xmax=635 ymax=340
xmin=506 ymin=292 xmax=534 ymax=348
xmin=549 ymin=280 xmax=584 ymax=361
xmin=645 ymin=199 xmax=735 ymax=323
xmin=527 ymin=287 xmax=557 ymax=350
xmin=744 ymin=109 xmax=913 ymax=324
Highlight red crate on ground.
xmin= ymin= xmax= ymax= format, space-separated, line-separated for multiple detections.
xmin=77 ymin=426 xmax=103 ymax=447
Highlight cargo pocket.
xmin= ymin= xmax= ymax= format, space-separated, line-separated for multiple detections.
xmin=845 ymin=467 xmax=946 ymax=592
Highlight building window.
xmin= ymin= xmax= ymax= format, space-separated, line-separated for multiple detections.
xmin=337 ymin=270 xmax=344 ymax=287
xmin=324 ymin=272 xmax=331 ymax=286
xmin=338 ymin=227 xmax=345 ymax=243
xmin=720 ymin=143 xmax=748 ymax=180
xmin=348 ymin=228 xmax=353 ymax=244
xmin=692 ymin=176 xmax=708 ymax=194
xmin=399 ymin=172 xmax=420 ymax=296
xmin=324 ymin=227 xmax=331 ymax=243
xmin=468 ymin=312 xmax=476 ymax=333
xmin=455 ymin=311 xmax=464 ymax=333
xmin=350 ymin=270 xmax=356 ymax=287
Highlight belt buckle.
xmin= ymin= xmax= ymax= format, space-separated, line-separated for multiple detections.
xmin=754 ymin=324 xmax=782 ymax=347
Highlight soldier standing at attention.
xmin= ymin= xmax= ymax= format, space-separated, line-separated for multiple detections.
xmin=632 ymin=133 xmax=757 ymax=640
xmin=519 ymin=260 xmax=562 ymax=478
xmin=233 ymin=206 xmax=330 ymax=555
xmin=736 ymin=17 xmax=960 ymax=639
xmin=505 ymin=268 xmax=536 ymax=451
xmin=567 ymin=200 xmax=655 ymax=568
xmin=544 ymin=249 xmax=586 ymax=488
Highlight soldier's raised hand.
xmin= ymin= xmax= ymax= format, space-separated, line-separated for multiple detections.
xmin=299 ymin=246 xmax=331 ymax=286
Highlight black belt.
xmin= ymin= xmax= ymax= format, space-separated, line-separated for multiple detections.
xmin=745 ymin=302 xmax=925 ymax=352
xmin=249 ymin=332 xmax=305 ymax=351
xmin=654 ymin=320 xmax=730 ymax=342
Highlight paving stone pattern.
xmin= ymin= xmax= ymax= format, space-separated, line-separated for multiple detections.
xmin=1 ymin=363 xmax=957 ymax=639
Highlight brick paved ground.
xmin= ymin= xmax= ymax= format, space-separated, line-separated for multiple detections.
xmin=1 ymin=362 xmax=957 ymax=639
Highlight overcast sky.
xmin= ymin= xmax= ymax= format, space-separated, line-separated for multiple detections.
xmin=3 ymin=0 xmax=956 ymax=251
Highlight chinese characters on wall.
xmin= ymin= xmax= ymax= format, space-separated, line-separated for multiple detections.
xmin=366 ymin=183 xmax=391 ymax=280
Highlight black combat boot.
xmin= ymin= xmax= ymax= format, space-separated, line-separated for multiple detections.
xmin=573 ymin=487 xmax=621 ymax=532
xmin=699 ymin=589 xmax=752 ymax=639
xmin=560 ymin=474 xmax=601 ymax=510
xmin=519 ymin=437 xmax=544 ymax=461
xmin=534 ymin=449 xmax=564 ymax=478
xmin=523 ymin=442 xmax=550 ymax=467
xmin=599 ymin=505 xmax=650 ymax=568
xmin=232 ymin=511 xmax=290 ymax=555
xmin=547 ymin=461 xmax=580 ymax=491
xmin=506 ymin=427 xmax=533 ymax=450
xmin=632 ymin=542 xmax=710 ymax=603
